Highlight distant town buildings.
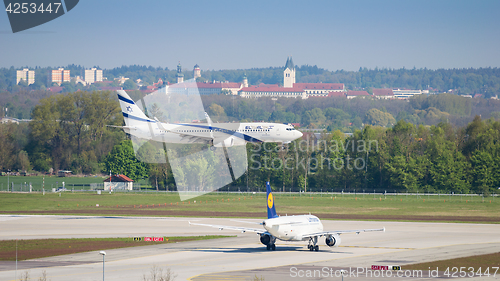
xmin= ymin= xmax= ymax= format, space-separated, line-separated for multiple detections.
xmin=197 ymin=82 xmax=242 ymax=95
xmin=239 ymin=84 xmax=306 ymax=99
xmin=392 ymin=89 xmax=427 ymax=99
xmin=283 ymin=56 xmax=296 ymax=88
xmin=176 ymin=62 xmax=184 ymax=84
xmin=12 ymin=59 xmax=435 ymax=101
xmin=239 ymin=57 xmax=345 ymax=99
xmin=372 ymin=89 xmax=395 ymax=99
xmin=193 ymin=64 xmax=201 ymax=79
xmin=296 ymin=83 xmax=345 ymax=97
xmin=242 ymin=74 xmax=249 ymax=88
xmin=114 ymin=76 xmax=129 ymax=85
xmin=84 ymin=68 xmax=103 ymax=84
xmin=50 ymin=68 xmax=70 ymax=85
xmin=16 ymin=68 xmax=35 ymax=85
xmin=346 ymin=90 xmax=370 ymax=99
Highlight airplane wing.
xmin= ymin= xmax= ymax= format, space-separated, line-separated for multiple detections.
xmin=189 ymin=221 xmax=266 ymax=234
xmin=106 ymin=125 xmax=137 ymax=130
xmin=301 ymin=227 xmax=385 ymax=238
xmin=178 ymin=133 xmax=212 ymax=144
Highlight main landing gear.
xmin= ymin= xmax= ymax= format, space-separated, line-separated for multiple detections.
xmin=308 ymin=236 xmax=319 ymax=252
xmin=266 ymin=243 xmax=276 ymax=251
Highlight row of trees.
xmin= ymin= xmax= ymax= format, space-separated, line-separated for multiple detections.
xmin=1 ymin=90 xmax=499 ymax=195
xmin=202 ymin=93 xmax=498 ymax=131
xmin=26 ymin=91 xmax=123 ymax=173
xmin=96 ymin=116 xmax=500 ymax=195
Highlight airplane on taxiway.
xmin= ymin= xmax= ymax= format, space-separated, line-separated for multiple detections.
xmin=116 ymin=90 xmax=303 ymax=148
xmin=190 ymin=182 xmax=385 ymax=251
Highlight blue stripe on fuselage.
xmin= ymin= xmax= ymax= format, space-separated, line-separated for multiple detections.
xmin=181 ymin=123 xmax=263 ymax=143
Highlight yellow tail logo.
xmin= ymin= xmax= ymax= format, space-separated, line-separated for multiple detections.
xmin=268 ymin=193 xmax=274 ymax=208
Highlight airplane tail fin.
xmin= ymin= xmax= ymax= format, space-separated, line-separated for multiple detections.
xmin=116 ymin=90 xmax=154 ymax=126
xmin=266 ymin=181 xmax=278 ymax=219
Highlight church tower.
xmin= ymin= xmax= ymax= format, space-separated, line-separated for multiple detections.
xmin=242 ymin=73 xmax=248 ymax=88
xmin=193 ymin=64 xmax=201 ymax=79
xmin=176 ymin=62 xmax=184 ymax=83
xmin=283 ymin=56 xmax=295 ymax=88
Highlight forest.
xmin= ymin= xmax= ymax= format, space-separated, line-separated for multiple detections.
xmin=0 ymin=90 xmax=499 ymax=195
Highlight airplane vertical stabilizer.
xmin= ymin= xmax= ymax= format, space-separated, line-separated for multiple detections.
xmin=117 ymin=90 xmax=154 ymax=126
xmin=266 ymin=181 xmax=278 ymax=219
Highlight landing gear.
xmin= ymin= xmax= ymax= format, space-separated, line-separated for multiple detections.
xmin=266 ymin=243 xmax=276 ymax=251
xmin=308 ymin=236 xmax=319 ymax=252
xmin=307 ymin=245 xmax=319 ymax=251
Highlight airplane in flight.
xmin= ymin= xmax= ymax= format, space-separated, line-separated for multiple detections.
xmin=116 ymin=90 xmax=303 ymax=148
xmin=190 ymin=182 xmax=385 ymax=251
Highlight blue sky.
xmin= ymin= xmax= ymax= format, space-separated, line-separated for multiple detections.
xmin=1 ymin=0 xmax=499 ymax=71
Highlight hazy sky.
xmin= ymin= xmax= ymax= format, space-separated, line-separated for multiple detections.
xmin=1 ymin=0 xmax=499 ymax=71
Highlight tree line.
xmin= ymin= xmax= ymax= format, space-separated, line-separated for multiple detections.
xmin=1 ymin=90 xmax=499 ymax=195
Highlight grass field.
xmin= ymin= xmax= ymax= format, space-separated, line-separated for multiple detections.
xmin=0 ymin=191 xmax=498 ymax=222
xmin=404 ymin=252 xmax=500 ymax=273
xmin=0 ymin=175 xmax=150 ymax=191
xmin=0 ymin=236 xmax=231 ymax=261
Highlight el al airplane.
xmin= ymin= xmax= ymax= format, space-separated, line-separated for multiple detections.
xmin=116 ymin=90 xmax=303 ymax=147
xmin=190 ymin=182 xmax=385 ymax=251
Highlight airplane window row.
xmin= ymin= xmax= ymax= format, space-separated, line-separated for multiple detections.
xmin=176 ymin=129 xmax=270 ymax=133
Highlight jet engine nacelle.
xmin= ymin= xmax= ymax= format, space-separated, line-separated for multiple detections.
xmin=214 ymin=136 xmax=246 ymax=147
xmin=260 ymin=233 xmax=272 ymax=245
xmin=325 ymin=234 xmax=341 ymax=247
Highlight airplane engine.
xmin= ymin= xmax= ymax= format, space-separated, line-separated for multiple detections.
xmin=214 ymin=136 xmax=246 ymax=147
xmin=214 ymin=137 xmax=234 ymax=147
xmin=260 ymin=233 xmax=272 ymax=245
xmin=325 ymin=234 xmax=341 ymax=247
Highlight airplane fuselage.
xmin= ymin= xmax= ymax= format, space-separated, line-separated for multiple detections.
xmin=125 ymin=121 xmax=302 ymax=146
xmin=263 ymin=215 xmax=323 ymax=241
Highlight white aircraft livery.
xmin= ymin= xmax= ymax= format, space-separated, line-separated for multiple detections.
xmin=117 ymin=90 xmax=302 ymax=147
xmin=190 ymin=182 xmax=385 ymax=251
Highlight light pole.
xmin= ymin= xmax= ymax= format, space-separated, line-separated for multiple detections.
xmin=99 ymin=251 xmax=106 ymax=281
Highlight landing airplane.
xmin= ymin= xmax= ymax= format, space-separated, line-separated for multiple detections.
xmin=116 ymin=90 xmax=302 ymax=147
xmin=190 ymin=182 xmax=385 ymax=251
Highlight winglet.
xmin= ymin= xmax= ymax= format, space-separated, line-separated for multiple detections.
xmin=266 ymin=181 xmax=278 ymax=219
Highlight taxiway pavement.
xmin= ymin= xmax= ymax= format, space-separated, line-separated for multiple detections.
xmin=0 ymin=215 xmax=499 ymax=281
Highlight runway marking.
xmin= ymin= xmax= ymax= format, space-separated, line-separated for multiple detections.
xmin=0 ymin=215 xmax=30 ymax=221
xmin=340 ymin=245 xmax=416 ymax=250
xmin=191 ymin=274 xmax=248 ymax=280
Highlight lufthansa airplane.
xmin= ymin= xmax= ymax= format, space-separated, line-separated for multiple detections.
xmin=190 ymin=182 xmax=385 ymax=251
xmin=116 ymin=90 xmax=303 ymax=147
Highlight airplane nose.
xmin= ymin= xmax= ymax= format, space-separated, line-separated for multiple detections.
xmin=297 ymin=131 xmax=303 ymax=138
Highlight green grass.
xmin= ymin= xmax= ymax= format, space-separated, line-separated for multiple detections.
xmin=0 ymin=175 xmax=150 ymax=191
xmin=0 ymin=235 xmax=232 ymax=261
xmin=0 ymin=191 xmax=498 ymax=221
xmin=404 ymin=252 xmax=500 ymax=271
